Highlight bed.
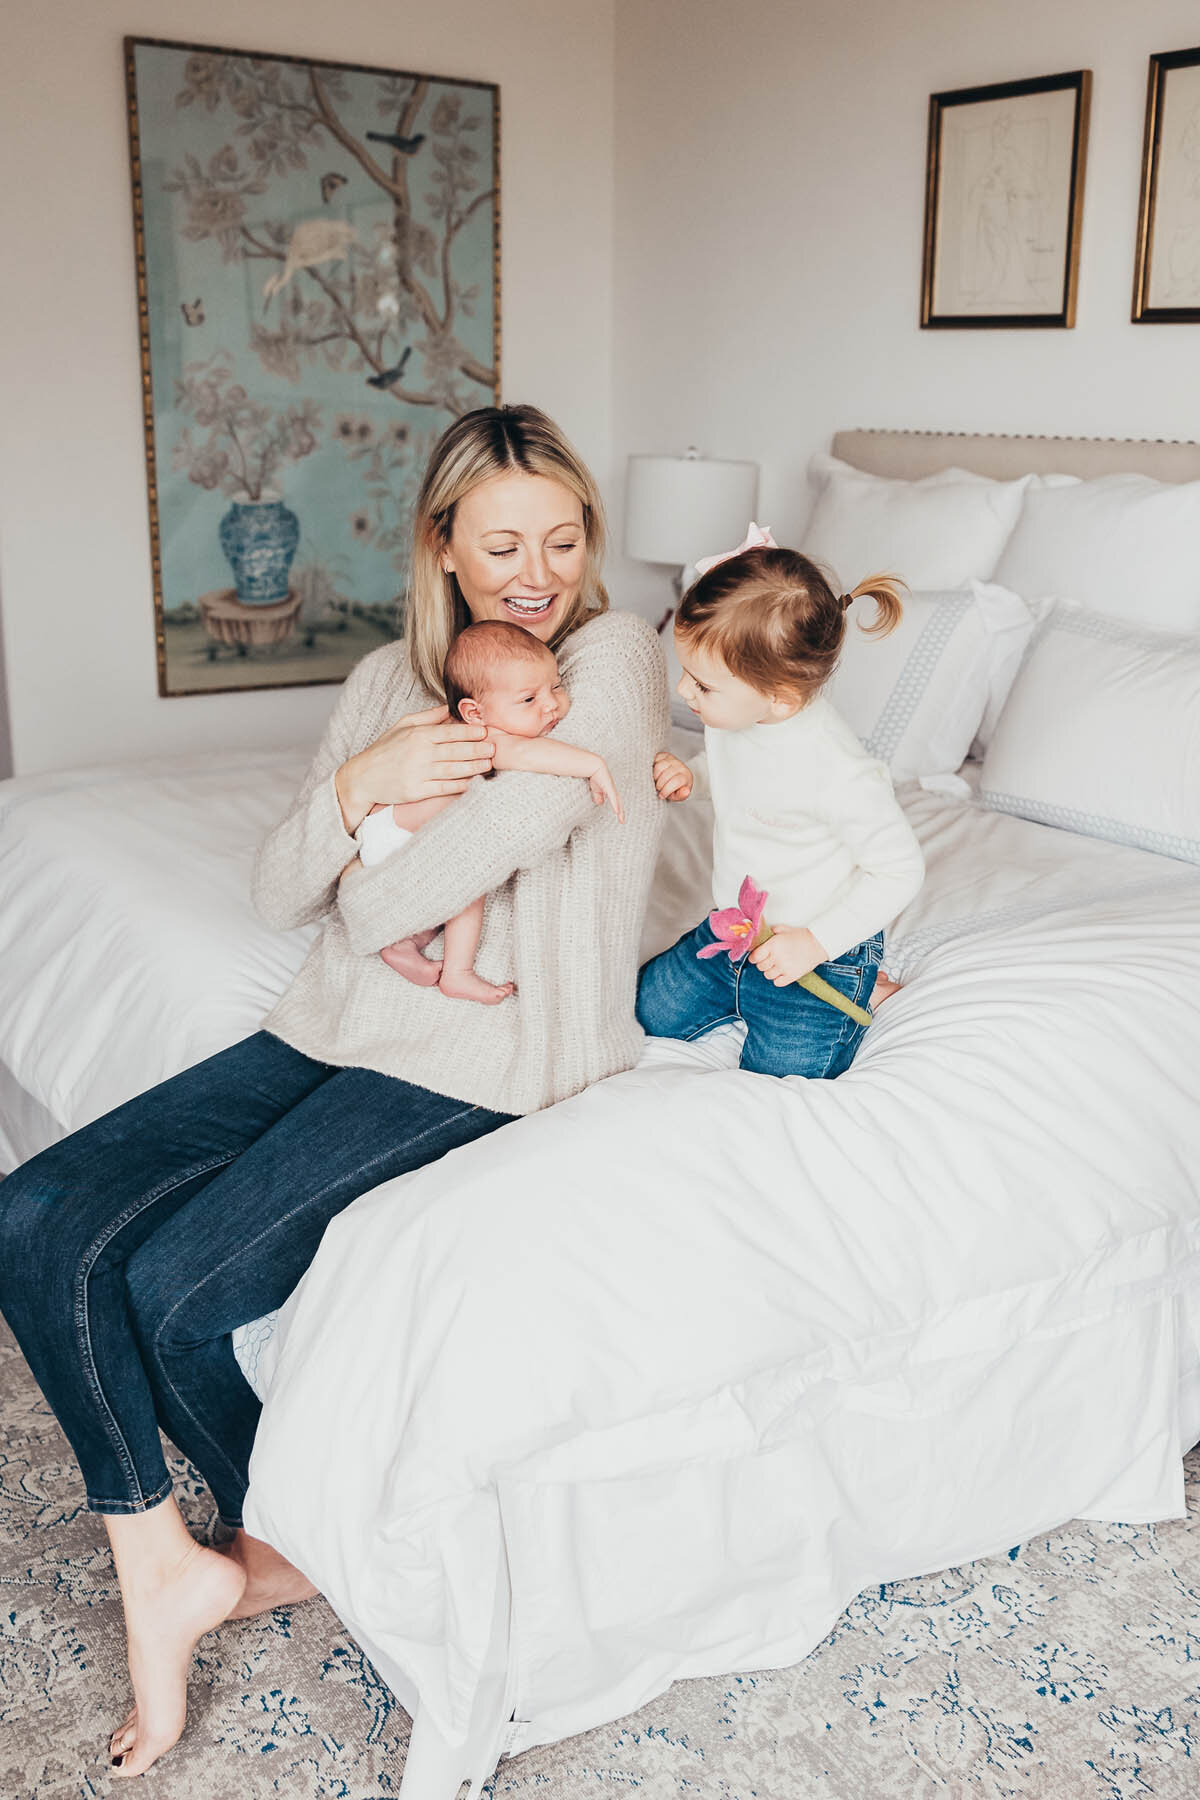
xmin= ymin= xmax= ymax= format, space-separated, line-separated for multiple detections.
xmin=2 ymin=432 xmax=1199 ymax=1800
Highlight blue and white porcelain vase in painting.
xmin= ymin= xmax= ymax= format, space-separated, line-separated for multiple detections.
xmin=218 ymin=491 xmax=300 ymax=606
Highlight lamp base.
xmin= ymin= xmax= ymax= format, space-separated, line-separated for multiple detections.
xmin=655 ymin=565 xmax=688 ymax=636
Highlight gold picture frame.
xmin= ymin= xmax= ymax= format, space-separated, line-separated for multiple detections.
xmin=921 ymin=70 xmax=1091 ymax=329
xmin=125 ymin=36 xmax=500 ymax=698
xmin=1132 ymin=47 xmax=1200 ymax=323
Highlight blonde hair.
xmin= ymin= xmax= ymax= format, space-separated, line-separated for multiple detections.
xmin=675 ymin=546 xmax=904 ymax=704
xmin=442 ymin=620 xmax=555 ymax=722
xmin=406 ymin=404 xmax=609 ymax=698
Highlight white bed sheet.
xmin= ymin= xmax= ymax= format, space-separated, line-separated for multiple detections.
xmin=0 ymin=750 xmax=316 ymax=1158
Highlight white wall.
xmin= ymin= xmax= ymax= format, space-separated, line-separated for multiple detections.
xmin=0 ymin=0 xmax=614 ymax=775
xmin=610 ymin=0 xmax=1200 ymax=620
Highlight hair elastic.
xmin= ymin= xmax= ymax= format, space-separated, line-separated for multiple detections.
xmin=838 ymin=592 xmax=853 ymax=611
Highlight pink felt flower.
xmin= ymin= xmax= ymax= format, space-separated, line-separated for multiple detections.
xmin=697 ymin=876 xmax=768 ymax=960
xmin=693 ymin=522 xmax=778 ymax=578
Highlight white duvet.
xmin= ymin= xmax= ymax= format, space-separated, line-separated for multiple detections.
xmin=242 ymin=782 xmax=1200 ymax=1764
xmin=3 ymin=749 xmax=1200 ymax=1778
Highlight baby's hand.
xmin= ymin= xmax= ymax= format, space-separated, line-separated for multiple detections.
xmin=653 ymin=750 xmax=693 ymax=802
xmin=588 ymin=758 xmax=625 ymax=822
xmin=748 ymin=925 xmax=828 ymax=987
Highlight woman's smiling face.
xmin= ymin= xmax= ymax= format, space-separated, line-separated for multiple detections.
xmin=442 ymin=470 xmax=587 ymax=642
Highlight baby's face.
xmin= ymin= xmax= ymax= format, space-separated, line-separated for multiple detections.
xmin=478 ymin=653 xmax=570 ymax=738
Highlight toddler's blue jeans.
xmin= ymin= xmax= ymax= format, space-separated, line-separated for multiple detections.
xmin=637 ymin=920 xmax=884 ymax=1078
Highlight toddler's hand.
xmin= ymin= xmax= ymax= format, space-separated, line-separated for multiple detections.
xmin=748 ymin=925 xmax=828 ymax=987
xmin=588 ymin=759 xmax=625 ymax=822
xmin=653 ymin=750 xmax=693 ymax=802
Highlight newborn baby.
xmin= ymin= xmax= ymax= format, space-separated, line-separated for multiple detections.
xmin=356 ymin=619 xmax=623 ymax=1004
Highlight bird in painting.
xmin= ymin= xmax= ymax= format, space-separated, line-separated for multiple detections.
xmin=365 ymin=130 xmax=426 ymax=156
xmin=263 ymin=219 xmax=358 ymax=303
xmin=180 ymin=298 xmax=205 ymax=326
xmin=320 ymin=171 xmax=348 ymax=203
xmin=366 ymin=346 xmax=413 ymax=390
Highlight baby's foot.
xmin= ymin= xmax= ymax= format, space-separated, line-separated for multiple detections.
xmin=379 ymin=938 xmax=442 ymax=985
xmin=871 ymin=971 xmax=902 ymax=1008
xmin=437 ymin=968 xmax=514 ymax=1005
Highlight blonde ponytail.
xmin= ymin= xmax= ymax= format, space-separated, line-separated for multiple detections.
xmin=846 ymin=573 xmax=906 ymax=639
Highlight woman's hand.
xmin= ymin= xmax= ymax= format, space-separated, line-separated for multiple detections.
xmin=335 ymin=706 xmax=495 ymax=833
xmin=653 ymin=750 xmax=693 ymax=802
xmin=748 ymin=925 xmax=828 ymax=987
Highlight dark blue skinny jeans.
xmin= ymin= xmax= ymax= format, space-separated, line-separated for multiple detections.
xmin=0 ymin=1031 xmax=513 ymax=1525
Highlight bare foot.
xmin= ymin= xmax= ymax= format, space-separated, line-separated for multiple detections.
xmin=437 ymin=967 xmax=514 ymax=1005
xmin=379 ymin=937 xmax=442 ymax=985
xmin=108 ymin=1536 xmax=244 ymax=1777
xmin=218 ymin=1529 xmax=319 ymax=1620
xmin=871 ymin=971 xmax=902 ymax=1008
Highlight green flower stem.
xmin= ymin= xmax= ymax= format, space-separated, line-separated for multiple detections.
xmin=751 ymin=927 xmax=873 ymax=1029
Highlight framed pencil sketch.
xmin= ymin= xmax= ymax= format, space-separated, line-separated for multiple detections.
xmin=124 ymin=36 xmax=500 ymax=696
xmin=921 ymin=71 xmax=1091 ymax=329
xmin=1132 ymin=47 xmax=1200 ymax=322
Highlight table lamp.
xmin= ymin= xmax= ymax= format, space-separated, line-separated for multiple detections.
xmin=624 ymin=448 xmax=760 ymax=613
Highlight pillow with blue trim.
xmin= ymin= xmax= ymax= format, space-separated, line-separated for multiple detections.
xmin=827 ymin=581 xmax=1034 ymax=781
xmin=980 ymin=602 xmax=1200 ymax=864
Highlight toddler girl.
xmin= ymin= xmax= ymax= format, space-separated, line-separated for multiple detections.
xmin=357 ymin=619 xmax=623 ymax=1004
xmin=639 ymin=527 xmax=923 ymax=1078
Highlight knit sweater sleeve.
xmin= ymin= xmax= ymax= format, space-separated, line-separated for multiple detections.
xmin=251 ymin=650 xmax=398 ymax=932
xmin=805 ymin=765 xmax=926 ymax=961
xmin=337 ymin=612 xmax=667 ymax=954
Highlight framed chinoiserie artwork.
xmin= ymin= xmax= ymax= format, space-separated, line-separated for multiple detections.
xmin=1133 ymin=47 xmax=1200 ymax=323
xmin=124 ymin=36 xmax=500 ymax=696
xmin=921 ymin=70 xmax=1091 ymax=329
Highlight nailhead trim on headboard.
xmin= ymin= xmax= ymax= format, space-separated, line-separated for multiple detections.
xmin=830 ymin=429 xmax=1200 ymax=484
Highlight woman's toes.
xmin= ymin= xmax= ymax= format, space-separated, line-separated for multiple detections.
xmin=109 ymin=1713 xmax=137 ymax=1756
xmin=110 ymin=1708 xmax=136 ymax=1746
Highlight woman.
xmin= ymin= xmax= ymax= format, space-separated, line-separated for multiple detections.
xmin=0 ymin=404 xmax=668 ymax=1776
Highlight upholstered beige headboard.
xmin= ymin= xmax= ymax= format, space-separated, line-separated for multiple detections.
xmin=831 ymin=429 xmax=1200 ymax=485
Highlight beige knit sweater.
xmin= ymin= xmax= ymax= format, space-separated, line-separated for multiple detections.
xmin=253 ymin=609 xmax=668 ymax=1115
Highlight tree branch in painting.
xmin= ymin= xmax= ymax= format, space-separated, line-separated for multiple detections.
xmin=165 ymin=54 xmax=497 ymax=415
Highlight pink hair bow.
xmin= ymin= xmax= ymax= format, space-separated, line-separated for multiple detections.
xmin=693 ymin=521 xmax=778 ymax=578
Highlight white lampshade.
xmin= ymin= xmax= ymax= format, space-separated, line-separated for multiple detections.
xmin=624 ymin=451 xmax=760 ymax=568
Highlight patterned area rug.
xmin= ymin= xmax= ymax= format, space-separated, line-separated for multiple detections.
xmin=2 ymin=1316 xmax=1199 ymax=1800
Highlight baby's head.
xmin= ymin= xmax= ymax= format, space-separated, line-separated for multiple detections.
xmin=674 ymin=545 xmax=904 ymax=731
xmin=442 ymin=620 xmax=569 ymax=739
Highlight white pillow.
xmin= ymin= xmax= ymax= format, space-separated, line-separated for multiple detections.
xmin=980 ymin=602 xmax=1200 ymax=863
xmin=992 ymin=474 xmax=1200 ymax=633
xmin=801 ymin=453 xmax=1034 ymax=591
xmin=827 ymin=581 xmax=1035 ymax=781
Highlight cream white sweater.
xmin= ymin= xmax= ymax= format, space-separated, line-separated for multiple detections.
xmin=691 ymin=696 xmax=924 ymax=961
xmin=254 ymin=610 xmax=668 ymax=1114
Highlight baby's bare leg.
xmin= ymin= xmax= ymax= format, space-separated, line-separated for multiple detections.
xmin=437 ymin=897 xmax=514 ymax=1005
xmin=375 ymin=796 xmax=455 ymax=981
